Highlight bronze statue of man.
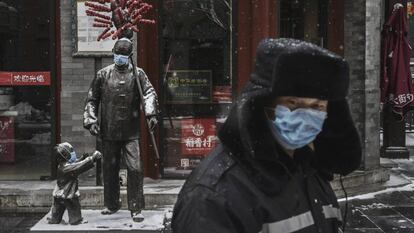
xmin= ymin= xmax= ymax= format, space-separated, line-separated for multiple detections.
xmin=83 ymin=38 xmax=158 ymax=222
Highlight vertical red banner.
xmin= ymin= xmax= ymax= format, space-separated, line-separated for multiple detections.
xmin=181 ymin=118 xmax=216 ymax=156
xmin=0 ymin=116 xmax=15 ymax=163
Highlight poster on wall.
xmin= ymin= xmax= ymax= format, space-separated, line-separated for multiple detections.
xmin=166 ymin=70 xmax=212 ymax=104
xmin=181 ymin=118 xmax=216 ymax=157
xmin=76 ymin=0 xmax=116 ymax=53
xmin=0 ymin=116 xmax=14 ymax=163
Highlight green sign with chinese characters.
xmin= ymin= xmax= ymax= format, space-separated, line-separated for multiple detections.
xmin=166 ymin=70 xmax=212 ymax=104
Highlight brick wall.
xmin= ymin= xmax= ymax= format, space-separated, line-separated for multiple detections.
xmin=344 ymin=0 xmax=383 ymax=170
xmin=60 ymin=0 xmax=113 ymax=154
xmin=365 ymin=0 xmax=383 ymax=169
xmin=61 ymin=0 xmax=384 ymax=171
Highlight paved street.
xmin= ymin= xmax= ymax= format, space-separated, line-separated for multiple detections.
xmin=343 ymin=156 xmax=414 ymax=233
xmin=0 ymin=212 xmax=44 ymax=233
xmin=1 ymin=157 xmax=414 ymax=233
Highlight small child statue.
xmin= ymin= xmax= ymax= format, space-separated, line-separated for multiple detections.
xmin=47 ymin=142 xmax=102 ymax=225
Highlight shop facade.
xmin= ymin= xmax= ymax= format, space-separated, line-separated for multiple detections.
xmin=0 ymin=0 xmax=59 ymax=180
xmin=136 ymin=0 xmax=351 ymax=179
xmin=0 ymin=0 xmax=388 ymax=184
xmin=60 ymin=0 xmax=348 ymax=180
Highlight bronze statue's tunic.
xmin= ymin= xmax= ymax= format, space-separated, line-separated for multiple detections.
xmin=84 ymin=63 xmax=158 ymax=213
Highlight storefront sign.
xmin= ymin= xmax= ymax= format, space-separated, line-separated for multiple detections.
xmin=181 ymin=118 xmax=216 ymax=156
xmin=166 ymin=70 xmax=212 ymax=104
xmin=213 ymin=85 xmax=232 ymax=103
xmin=0 ymin=116 xmax=15 ymax=163
xmin=0 ymin=72 xmax=51 ymax=86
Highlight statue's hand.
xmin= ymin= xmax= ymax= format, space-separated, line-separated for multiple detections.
xmin=90 ymin=124 xmax=100 ymax=136
xmin=91 ymin=150 xmax=103 ymax=162
xmin=148 ymin=116 xmax=158 ymax=132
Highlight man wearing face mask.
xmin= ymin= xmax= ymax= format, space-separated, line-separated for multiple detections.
xmin=83 ymin=38 xmax=158 ymax=222
xmin=172 ymin=38 xmax=362 ymax=233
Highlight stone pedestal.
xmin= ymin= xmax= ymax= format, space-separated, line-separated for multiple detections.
xmin=30 ymin=209 xmax=170 ymax=233
xmin=381 ymin=107 xmax=410 ymax=159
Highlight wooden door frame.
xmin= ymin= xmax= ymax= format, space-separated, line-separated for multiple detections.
xmin=137 ymin=0 xmax=161 ymax=179
xmin=52 ymin=0 xmax=61 ymax=179
xmin=236 ymin=0 xmax=278 ymax=94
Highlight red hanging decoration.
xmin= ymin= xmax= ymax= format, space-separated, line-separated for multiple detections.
xmin=84 ymin=0 xmax=156 ymax=41
xmin=94 ymin=18 xmax=112 ymax=25
xmin=93 ymin=23 xmax=111 ymax=28
xmin=86 ymin=10 xmax=111 ymax=20
xmin=97 ymin=27 xmax=111 ymax=41
xmin=85 ymin=2 xmax=111 ymax=12
xmin=89 ymin=0 xmax=111 ymax=3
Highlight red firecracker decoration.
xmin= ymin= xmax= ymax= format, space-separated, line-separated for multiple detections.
xmin=84 ymin=0 xmax=156 ymax=41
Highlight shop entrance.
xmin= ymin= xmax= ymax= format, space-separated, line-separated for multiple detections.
xmin=158 ymin=0 xmax=234 ymax=178
xmin=0 ymin=0 xmax=58 ymax=180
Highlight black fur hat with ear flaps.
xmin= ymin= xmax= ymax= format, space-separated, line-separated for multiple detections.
xmin=218 ymin=38 xmax=361 ymax=176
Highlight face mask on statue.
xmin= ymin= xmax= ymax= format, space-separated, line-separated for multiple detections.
xmin=268 ymin=105 xmax=327 ymax=150
xmin=68 ymin=151 xmax=77 ymax=163
xmin=114 ymin=54 xmax=129 ymax=66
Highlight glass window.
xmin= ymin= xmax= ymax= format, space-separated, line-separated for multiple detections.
xmin=0 ymin=0 xmax=55 ymax=180
xmin=280 ymin=0 xmax=328 ymax=47
xmin=160 ymin=0 xmax=233 ymax=178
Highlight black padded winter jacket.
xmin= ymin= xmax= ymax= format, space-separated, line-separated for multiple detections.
xmin=172 ymin=39 xmax=361 ymax=233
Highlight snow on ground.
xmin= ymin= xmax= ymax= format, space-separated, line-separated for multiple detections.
xmin=355 ymin=203 xmax=391 ymax=211
xmin=31 ymin=209 xmax=170 ymax=232
xmin=338 ymin=182 xmax=414 ymax=202
xmin=384 ymin=171 xmax=411 ymax=187
xmin=339 ymin=157 xmax=414 ymax=202
xmin=407 ymin=134 xmax=414 ymax=146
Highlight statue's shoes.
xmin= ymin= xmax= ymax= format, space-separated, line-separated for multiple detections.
xmin=101 ymin=207 xmax=119 ymax=215
xmin=131 ymin=212 xmax=145 ymax=222
xmin=69 ymin=218 xmax=85 ymax=225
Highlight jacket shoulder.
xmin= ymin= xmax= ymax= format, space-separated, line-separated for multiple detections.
xmin=181 ymin=145 xmax=236 ymax=192
xmin=98 ymin=64 xmax=115 ymax=75
xmin=135 ymin=67 xmax=147 ymax=76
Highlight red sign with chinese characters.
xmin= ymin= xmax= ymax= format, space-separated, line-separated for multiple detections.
xmin=0 ymin=71 xmax=51 ymax=86
xmin=181 ymin=118 xmax=216 ymax=156
xmin=0 ymin=116 xmax=15 ymax=163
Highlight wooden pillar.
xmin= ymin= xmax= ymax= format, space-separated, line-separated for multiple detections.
xmin=137 ymin=0 xmax=160 ymax=179
xmin=327 ymin=0 xmax=344 ymax=56
xmin=51 ymin=0 xmax=61 ymax=179
xmin=237 ymin=0 xmax=278 ymax=94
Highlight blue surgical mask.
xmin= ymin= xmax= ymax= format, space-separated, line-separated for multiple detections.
xmin=114 ymin=54 xmax=129 ymax=66
xmin=68 ymin=151 xmax=77 ymax=163
xmin=268 ymin=105 xmax=327 ymax=150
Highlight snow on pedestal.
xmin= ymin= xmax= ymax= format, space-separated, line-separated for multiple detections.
xmin=31 ymin=209 xmax=170 ymax=232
